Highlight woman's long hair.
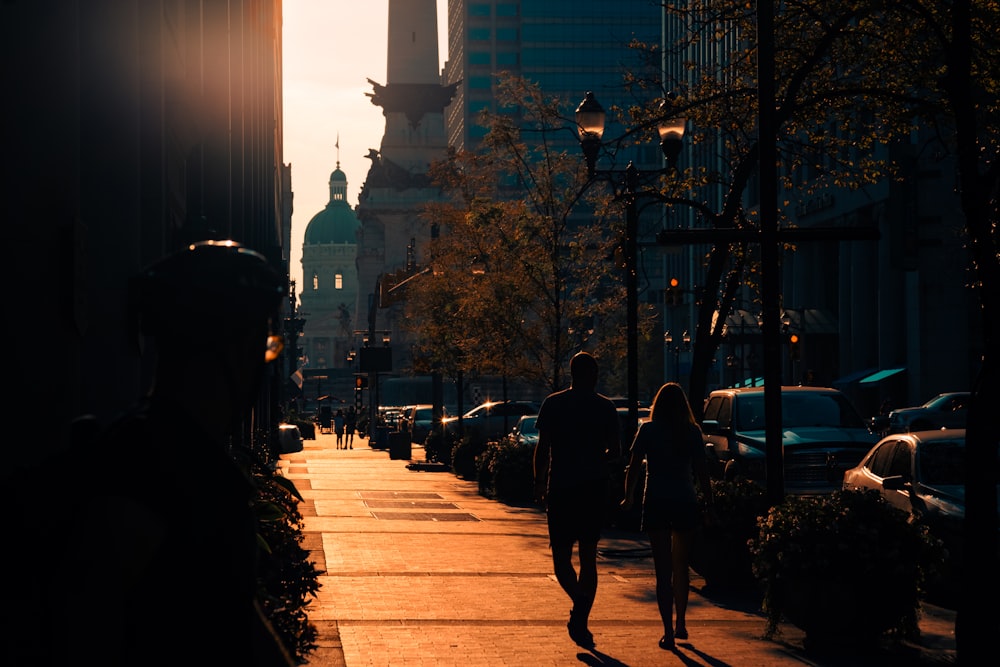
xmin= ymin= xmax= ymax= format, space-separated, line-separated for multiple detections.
xmin=649 ymin=382 xmax=699 ymax=442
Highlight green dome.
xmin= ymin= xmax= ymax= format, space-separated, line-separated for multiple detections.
xmin=304 ymin=165 xmax=360 ymax=244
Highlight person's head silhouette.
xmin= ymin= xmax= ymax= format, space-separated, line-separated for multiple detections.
xmin=132 ymin=240 xmax=285 ymax=436
xmin=569 ymin=351 xmax=599 ymax=391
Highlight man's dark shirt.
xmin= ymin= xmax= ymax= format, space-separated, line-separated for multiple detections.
xmin=536 ymin=387 xmax=619 ymax=493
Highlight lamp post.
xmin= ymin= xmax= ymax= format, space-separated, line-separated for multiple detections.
xmin=663 ymin=329 xmax=691 ymax=381
xmin=576 ymin=91 xmax=686 ymax=438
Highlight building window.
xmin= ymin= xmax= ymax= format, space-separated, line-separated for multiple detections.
xmin=335 ymin=273 xmax=343 ymax=290
xmin=312 ymin=272 xmax=319 ymax=290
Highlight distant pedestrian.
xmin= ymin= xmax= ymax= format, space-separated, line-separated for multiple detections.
xmin=533 ymin=352 xmax=620 ymax=648
xmin=620 ymin=382 xmax=714 ymax=650
xmin=345 ymin=407 xmax=357 ymax=448
xmin=334 ymin=409 xmax=346 ymax=449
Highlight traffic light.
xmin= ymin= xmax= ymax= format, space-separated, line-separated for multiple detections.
xmin=789 ymin=333 xmax=801 ymax=361
xmin=354 ymin=375 xmax=366 ymax=410
xmin=664 ymin=277 xmax=681 ymax=306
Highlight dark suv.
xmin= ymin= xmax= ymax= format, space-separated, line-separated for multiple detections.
xmin=700 ymin=386 xmax=879 ymax=494
xmin=885 ymin=392 xmax=970 ymax=434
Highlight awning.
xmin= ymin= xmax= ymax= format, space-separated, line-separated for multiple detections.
xmin=731 ymin=376 xmax=765 ymax=388
xmin=832 ymin=367 xmax=878 ymax=386
xmin=859 ymin=367 xmax=906 ymax=384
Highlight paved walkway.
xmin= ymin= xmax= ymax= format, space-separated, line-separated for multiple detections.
xmin=278 ymin=431 xmax=957 ymax=666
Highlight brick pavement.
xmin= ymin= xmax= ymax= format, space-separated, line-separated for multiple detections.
xmin=278 ymin=431 xmax=957 ymax=666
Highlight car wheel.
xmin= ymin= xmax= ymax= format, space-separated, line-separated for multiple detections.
xmin=723 ymin=459 xmax=741 ymax=482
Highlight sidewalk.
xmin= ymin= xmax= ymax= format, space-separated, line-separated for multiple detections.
xmin=278 ymin=431 xmax=957 ymax=666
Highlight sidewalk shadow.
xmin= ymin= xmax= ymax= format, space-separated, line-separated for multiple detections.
xmin=577 ymin=648 xmax=628 ymax=666
xmin=578 ymin=645 xmax=733 ymax=667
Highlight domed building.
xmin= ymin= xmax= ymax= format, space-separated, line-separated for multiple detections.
xmin=299 ymin=163 xmax=361 ymax=374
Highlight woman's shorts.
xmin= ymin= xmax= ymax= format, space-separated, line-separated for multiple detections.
xmin=641 ymin=498 xmax=700 ymax=532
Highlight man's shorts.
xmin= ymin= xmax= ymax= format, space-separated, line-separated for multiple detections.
xmin=545 ymin=479 xmax=608 ymax=545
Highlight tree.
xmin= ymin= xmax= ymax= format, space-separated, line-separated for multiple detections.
xmin=406 ymin=77 xmax=628 ymax=396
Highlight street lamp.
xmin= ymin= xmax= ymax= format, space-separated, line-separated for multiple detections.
xmin=663 ymin=329 xmax=691 ymax=381
xmin=575 ymin=91 xmax=686 ymax=437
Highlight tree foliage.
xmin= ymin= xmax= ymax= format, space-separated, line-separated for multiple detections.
xmin=405 ymin=77 xmax=628 ymax=394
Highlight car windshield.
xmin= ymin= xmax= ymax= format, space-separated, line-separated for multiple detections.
xmin=919 ymin=439 xmax=965 ymax=486
xmin=735 ymin=392 xmax=867 ymax=430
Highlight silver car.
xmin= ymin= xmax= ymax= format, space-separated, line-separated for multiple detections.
xmin=506 ymin=415 xmax=539 ymax=447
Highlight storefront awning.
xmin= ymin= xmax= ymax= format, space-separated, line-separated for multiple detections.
xmin=730 ymin=376 xmax=765 ymax=388
xmin=859 ymin=367 xmax=906 ymax=384
xmin=832 ymin=367 xmax=878 ymax=386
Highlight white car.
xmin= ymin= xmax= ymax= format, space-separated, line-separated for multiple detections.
xmin=841 ymin=428 xmax=997 ymax=605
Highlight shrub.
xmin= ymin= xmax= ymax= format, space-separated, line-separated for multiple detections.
xmin=252 ymin=458 xmax=323 ymax=662
xmin=750 ymin=489 xmax=943 ymax=648
xmin=451 ymin=434 xmax=487 ymax=479
xmin=691 ymin=478 xmax=770 ymax=590
xmin=477 ymin=437 xmax=536 ymax=505
xmin=423 ymin=429 xmax=452 ymax=465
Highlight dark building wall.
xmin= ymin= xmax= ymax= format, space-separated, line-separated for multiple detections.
xmin=4 ymin=0 xmax=287 ymax=453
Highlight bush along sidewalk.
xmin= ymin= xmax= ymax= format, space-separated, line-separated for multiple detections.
xmin=750 ymin=489 xmax=945 ymax=652
xmin=250 ymin=447 xmax=323 ymax=662
xmin=691 ymin=479 xmax=770 ymax=591
xmin=476 ymin=436 xmax=536 ymax=505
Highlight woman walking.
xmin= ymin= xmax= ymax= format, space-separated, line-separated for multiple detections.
xmin=620 ymin=382 xmax=714 ymax=650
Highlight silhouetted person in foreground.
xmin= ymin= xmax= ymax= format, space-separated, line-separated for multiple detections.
xmin=53 ymin=240 xmax=295 ymax=665
xmin=534 ymin=352 xmax=620 ymax=647
xmin=621 ymin=382 xmax=714 ymax=650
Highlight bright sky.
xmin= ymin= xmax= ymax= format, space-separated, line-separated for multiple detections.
xmin=282 ymin=0 xmax=449 ymax=298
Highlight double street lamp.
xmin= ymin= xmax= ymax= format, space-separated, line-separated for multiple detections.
xmin=663 ymin=329 xmax=691 ymax=381
xmin=575 ymin=91 xmax=686 ymax=438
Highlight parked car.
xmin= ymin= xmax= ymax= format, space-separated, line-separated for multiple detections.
xmin=443 ymin=400 xmax=541 ymax=444
xmin=843 ymin=429 xmax=969 ymax=521
xmin=400 ymin=404 xmax=446 ymax=444
xmin=842 ymin=428 xmax=998 ymax=605
xmin=506 ymin=414 xmax=539 ymax=448
xmin=379 ymin=405 xmax=409 ymax=431
xmin=885 ymin=392 xmax=970 ymax=434
xmin=700 ymin=386 xmax=879 ymax=494
xmin=617 ymin=406 xmax=651 ymax=447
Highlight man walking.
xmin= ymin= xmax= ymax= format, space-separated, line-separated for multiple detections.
xmin=533 ymin=352 xmax=621 ymax=647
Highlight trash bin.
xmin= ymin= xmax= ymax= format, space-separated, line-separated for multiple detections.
xmin=373 ymin=426 xmax=390 ymax=450
xmin=388 ymin=431 xmax=412 ymax=460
